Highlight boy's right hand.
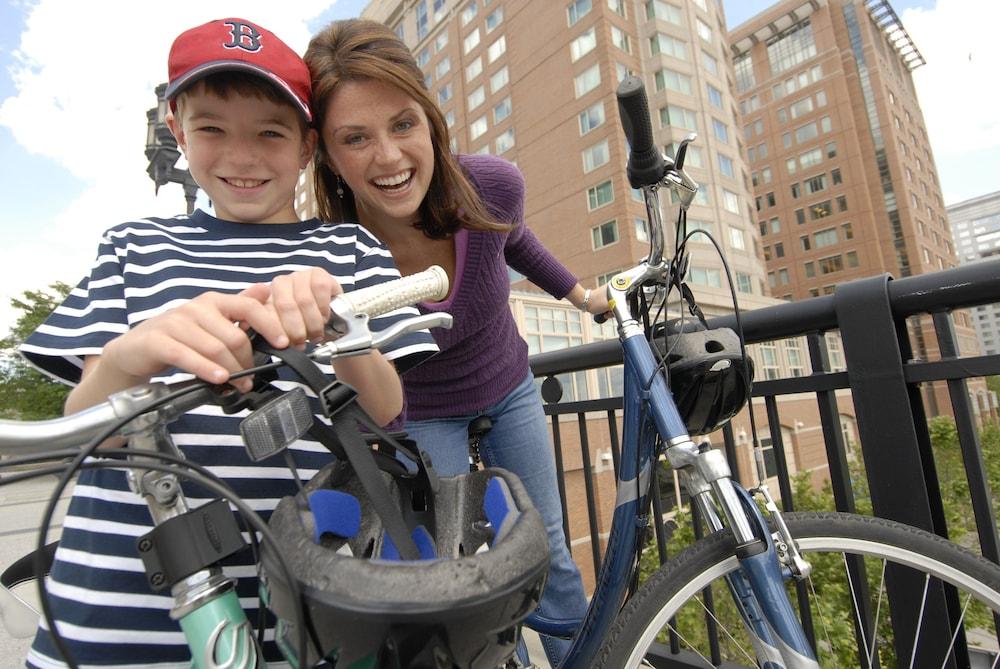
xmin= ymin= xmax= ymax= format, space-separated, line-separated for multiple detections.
xmin=99 ymin=290 xmax=290 ymax=393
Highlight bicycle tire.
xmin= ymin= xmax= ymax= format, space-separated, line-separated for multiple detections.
xmin=595 ymin=511 xmax=1000 ymax=668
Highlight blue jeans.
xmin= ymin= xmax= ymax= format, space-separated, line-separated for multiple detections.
xmin=405 ymin=373 xmax=588 ymax=666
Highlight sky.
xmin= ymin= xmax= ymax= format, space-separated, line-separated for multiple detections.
xmin=0 ymin=0 xmax=996 ymax=337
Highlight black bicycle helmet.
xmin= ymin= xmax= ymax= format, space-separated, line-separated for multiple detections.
xmin=654 ymin=319 xmax=754 ymax=435
xmin=260 ymin=458 xmax=548 ymax=668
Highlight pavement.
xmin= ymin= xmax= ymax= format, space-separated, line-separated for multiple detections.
xmin=0 ymin=471 xmax=552 ymax=668
xmin=0 ymin=472 xmax=70 ymax=667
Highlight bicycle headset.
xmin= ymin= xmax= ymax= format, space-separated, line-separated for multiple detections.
xmin=655 ymin=319 xmax=754 ymax=436
xmin=258 ymin=427 xmax=549 ymax=668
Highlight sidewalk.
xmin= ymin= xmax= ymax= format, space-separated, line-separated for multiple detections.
xmin=0 ymin=472 xmax=70 ymax=665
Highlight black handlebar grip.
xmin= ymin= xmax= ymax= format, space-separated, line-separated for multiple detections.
xmin=616 ymin=76 xmax=665 ymax=189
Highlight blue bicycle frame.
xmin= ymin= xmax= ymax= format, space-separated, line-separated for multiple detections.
xmin=549 ymin=75 xmax=822 ymax=669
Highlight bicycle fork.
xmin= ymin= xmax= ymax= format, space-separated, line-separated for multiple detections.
xmin=666 ymin=438 xmax=819 ymax=669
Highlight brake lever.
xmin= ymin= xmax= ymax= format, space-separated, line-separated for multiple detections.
xmin=312 ymin=313 xmax=452 ymax=362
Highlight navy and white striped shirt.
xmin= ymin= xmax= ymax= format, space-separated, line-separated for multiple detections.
xmin=20 ymin=210 xmax=438 ymax=668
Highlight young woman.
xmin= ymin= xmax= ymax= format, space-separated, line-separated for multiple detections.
xmin=305 ymin=19 xmax=610 ymax=665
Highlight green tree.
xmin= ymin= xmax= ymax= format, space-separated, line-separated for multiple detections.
xmin=0 ymin=283 xmax=72 ymax=420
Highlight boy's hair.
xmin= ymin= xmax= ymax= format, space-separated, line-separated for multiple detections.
xmin=305 ymin=19 xmax=510 ymax=238
xmin=165 ymin=17 xmax=312 ymax=123
xmin=172 ymin=72 xmax=311 ymax=134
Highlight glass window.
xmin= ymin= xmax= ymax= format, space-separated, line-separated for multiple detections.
xmin=467 ymin=86 xmax=485 ymax=110
xmin=469 ymin=115 xmax=488 ymax=140
xmin=695 ymin=18 xmax=712 ymax=42
xmin=660 ymin=105 xmax=698 ymax=131
xmin=493 ymin=96 xmax=512 ymax=123
xmin=766 ymin=20 xmax=817 ymax=75
xmin=729 ymin=226 xmax=746 ymax=250
xmin=804 ymin=173 xmax=827 ymax=194
xmin=579 ymin=102 xmax=605 ymax=134
xmin=592 ymin=219 xmax=619 ymax=248
xmin=818 ymin=254 xmax=843 ymax=274
xmin=717 ymin=153 xmax=734 ymax=177
xmin=665 ymin=142 xmax=704 ymax=167
xmin=466 ymin=57 xmax=483 ymax=82
xmin=416 ymin=0 xmax=429 ymax=40
xmin=435 ymin=30 xmax=449 ymax=52
xmin=587 ymin=180 xmax=614 ymax=210
xmin=734 ymin=52 xmax=754 ymax=92
xmin=487 ymin=35 xmax=506 ymax=62
xmin=789 ymin=96 xmax=813 ymax=119
xmin=634 ymin=218 xmax=649 ymax=242
xmin=464 ymin=28 xmax=481 ymax=54
xmin=436 ymin=56 xmax=451 ymax=79
xmin=574 ymin=64 xmax=601 ymax=97
xmin=570 ymin=26 xmax=597 ymax=61
xmin=582 ymin=140 xmax=610 ymax=173
xmin=461 ymin=1 xmax=478 ymax=26
xmin=810 ymin=200 xmax=832 ymax=220
xmin=795 ymin=121 xmax=818 ymax=144
xmin=608 ymin=0 xmax=627 ymax=17
xmin=486 ymin=7 xmax=503 ymax=32
xmin=814 ymin=228 xmax=837 ymax=248
xmin=804 ymin=261 xmax=815 ymax=277
xmin=611 ymin=25 xmax=630 ymax=53
xmin=490 ymin=66 xmax=509 ymax=93
xmin=495 ymin=128 xmax=515 ymax=154
xmin=723 ymin=189 xmax=740 ymax=213
xmin=689 ymin=266 xmax=722 ymax=288
xmin=567 ymin=0 xmax=592 ymax=25
xmin=707 ymin=84 xmax=723 ymax=108
xmin=650 ymin=33 xmax=687 ymax=60
xmin=438 ymin=83 xmax=453 ymax=105
xmin=712 ymin=118 xmax=729 ymax=143
xmin=701 ymin=50 xmax=719 ymax=75
xmin=655 ymin=68 xmax=692 ymax=94
xmin=417 ymin=47 xmax=431 ymax=68
xmin=646 ymin=0 xmax=682 ymax=24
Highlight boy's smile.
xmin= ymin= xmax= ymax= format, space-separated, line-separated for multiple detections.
xmin=167 ymin=89 xmax=316 ymax=224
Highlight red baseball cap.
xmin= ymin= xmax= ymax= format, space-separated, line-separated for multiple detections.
xmin=165 ymin=18 xmax=312 ymax=122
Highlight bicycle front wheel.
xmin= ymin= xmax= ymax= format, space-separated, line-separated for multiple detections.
xmin=595 ymin=511 xmax=1000 ymax=668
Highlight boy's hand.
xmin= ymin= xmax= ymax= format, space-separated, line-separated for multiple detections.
xmin=257 ymin=268 xmax=344 ymax=348
xmin=101 ymin=291 xmax=290 ymax=392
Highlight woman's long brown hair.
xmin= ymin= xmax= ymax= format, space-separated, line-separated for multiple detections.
xmin=305 ymin=19 xmax=510 ymax=238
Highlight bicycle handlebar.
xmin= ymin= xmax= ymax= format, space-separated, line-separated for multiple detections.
xmin=0 ymin=266 xmax=450 ymax=454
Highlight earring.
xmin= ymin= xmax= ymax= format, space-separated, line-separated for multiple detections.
xmin=335 ymin=174 xmax=345 ymax=200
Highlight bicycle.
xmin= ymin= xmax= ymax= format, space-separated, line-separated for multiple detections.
xmin=1 ymin=75 xmax=999 ymax=669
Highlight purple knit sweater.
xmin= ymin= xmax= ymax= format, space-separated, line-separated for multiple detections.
xmin=403 ymin=154 xmax=578 ymax=420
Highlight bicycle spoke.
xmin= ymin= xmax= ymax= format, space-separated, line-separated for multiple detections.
xmin=842 ymin=552 xmax=876 ymax=668
xmin=689 ymin=594 xmax=762 ymax=669
xmin=907 ymin=573 xmax=931 ymax=669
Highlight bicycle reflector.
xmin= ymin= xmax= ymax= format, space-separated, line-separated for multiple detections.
xmin=239 ymin=387 xmax=313 ymax=462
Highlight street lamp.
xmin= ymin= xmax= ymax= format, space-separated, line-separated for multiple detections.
xmin=145 ymin=83 xmax=198 ymax=214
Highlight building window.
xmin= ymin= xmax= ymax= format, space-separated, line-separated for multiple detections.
xmin=611 ymin=25 xmax=630 ymax=53
xmin=846 ymin=250 xmax=859 ymax=267
xmin=570 ymin=26 xmax=597 ymax=62
xmin=800 ymin=235 xmax=811 ymax=251
xmin=435 ymin=30 xmax=449 ymax=53
xmin=461 ymin=1 xmax=478 ymax=26
xmin=567 ymin=0 xmax=592 ymax=26
xmin=592 ymin=219 xmax=619 ymax=249
xmin=736 ymin=272 xmax=753 ymax=294
xmin=789 ymin=96 xmax=813 ymax=119
xmin=646 ymin=0 xmax=681 ymax=24
xmin=486 ymin=7 xmax=503 ymax=32
xmin=689 ymin=266 xmax=722 ymax=288
xmin=818 ymin=255 xmax=843 ymax=274
xmin=702 ymin=50 xmax=719 ymax=75
xmin=490 ymin=66 xmax=509 ymax=93
xmin=579 ymin=102 xmax=605 ymax=134
xmin=436 ymin=56 xmax=451 ymax=78
xmin=417 ymin=47 xmax=431 ymax=68
xmin=495 ymin=128 xmax=515 ymax=154
xmin=487 ymin=35 xmax=506 ymax=63
xmin=587 ymin=180 xmax=614 ymax=210
xmin=493 ymin=96 xmax=512 ymax=123
xmin=810 ymin=200 xmax=833 ymax=220
xmin=729 ymin=226 xmax=746 ymax=250
xmin=608 ymin=0 xmax=627 ymax=17
xmin=634 ymin=218 xmax=649 ymax=242
xmin=695 ymin=18 xmax=712 ymax=43
xmin=438 ymin=83 xmax=453 ymax=105
xmin=734 ymin=52 xmax=755 ymax=92
xmin=583 ymin=140 xmax=610 ymax=173
xmin=655 ymin=68 xmax=692 ymax=95
xmin=804 ymin=173 xmax=827 ymax=195
xmin=831 ymin=167 xmax=842 ymax=185
xmin=661 ymin=105 xmax=697 ymax=131
xmin=723 ymin=189 xmax=739 ymax=214
xmin=469 ymin=115 xmax=488 ymax=141
xmin=766 ymin=20 xmax=817 ymax=75
xmin=467 ymin=85 xmax=485 ymax=111
xmin=804 ymin=261 xmax=815 ymax=278
xmin=466 ymin=57 xmax=483 ymax=82
xmin=707 ymin=83 xmax=723 ymax=108
xmin=814 ymin=228 xmax=838 ymax=248
xmin=464 ymin=28 xmax=481 ymax=55
xmin=666 ymin=142 xmax=704 ymax=167
xmin=711 ymin=120 xmax=728 ymax=143
xmin=718 ymin=153 xmax=734 ymax=177
xmin=416 ymin=0 xmax=429 ymax=40
xmin=650 ymin=33 xmax=687 ymax=60
xmin=574 ymin=64 xmax=601 ymax=98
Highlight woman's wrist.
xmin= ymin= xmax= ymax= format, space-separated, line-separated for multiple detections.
xmin=580 ymin=287 xmax=592 ymax=312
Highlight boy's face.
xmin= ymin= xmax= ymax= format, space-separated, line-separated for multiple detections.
xmin=167 ymin=86 xmax=316 ymax=224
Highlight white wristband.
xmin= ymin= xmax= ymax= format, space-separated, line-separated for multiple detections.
xmin=581 ymin=288 xmax=592 ymax=312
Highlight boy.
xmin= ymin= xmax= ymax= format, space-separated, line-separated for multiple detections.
xmin=19 ymin=18 xmax=436 ymax=667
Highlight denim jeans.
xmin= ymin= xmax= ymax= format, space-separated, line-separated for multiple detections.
xmin=404 ymin=372 xmax=588 ymax=666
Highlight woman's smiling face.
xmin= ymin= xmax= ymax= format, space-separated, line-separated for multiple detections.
xmin=321 ymin=78 xmax=435 ymax=230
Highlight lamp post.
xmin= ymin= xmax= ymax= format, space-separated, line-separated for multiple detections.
xmin=145 ymin=83 xmax=198 ymax=214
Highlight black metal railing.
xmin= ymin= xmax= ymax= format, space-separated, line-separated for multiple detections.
xmin=529 ymin=259 xmax=1000 ymax=667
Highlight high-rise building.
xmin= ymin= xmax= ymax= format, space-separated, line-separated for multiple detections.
xmin=948 ymin=190 xmax=1000 ymax=356
xmin=361 ymin=0 xmax=770 ymax=315
xmin=728 ymin=0 xmax=982 ymax=416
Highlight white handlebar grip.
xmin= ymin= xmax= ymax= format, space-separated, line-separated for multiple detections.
xmin=340 ymin=265 xmax=449 ymax=317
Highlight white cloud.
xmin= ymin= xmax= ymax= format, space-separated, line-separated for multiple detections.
xmin=902 ymin=0 xmax=1000 ymax=202
xmin=0 ymin=1 xmax=336 ymax=334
